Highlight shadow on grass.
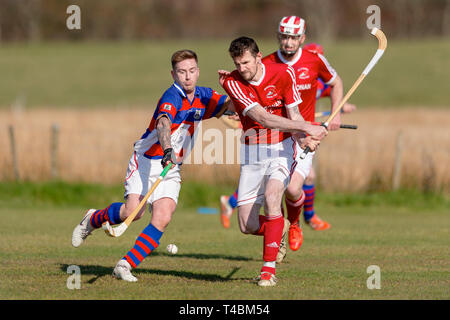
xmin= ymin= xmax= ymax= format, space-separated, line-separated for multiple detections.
xmin=150 ymin=251 xmax=255 ymax=261
xmin=60 ymin=264 xmax=250 ymax=283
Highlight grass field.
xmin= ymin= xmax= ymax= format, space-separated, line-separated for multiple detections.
xmin=0 ymin=186 xmax=448 ymax=300
xmin=0 ymin=38 xmax=449 ymax=108
xmin=0 ymin=37 xmax=449 ymax=302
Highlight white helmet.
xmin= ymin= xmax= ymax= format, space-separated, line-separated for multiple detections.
xmin=278 ymin=16 xmax=306 ymax=36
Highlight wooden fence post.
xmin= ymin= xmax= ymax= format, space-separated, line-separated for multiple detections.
xmin=50 ymin=123 xmax=60 ymax=179
xmin=8 ymin=125 xmax=20 ymax=181
xmin=392 ymin=131 xmax=403 ymax=190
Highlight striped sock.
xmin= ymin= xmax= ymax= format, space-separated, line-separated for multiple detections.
xmin=303 ymin=184 xmax=315 ymax=222
xmin=89 ymin=202 xmax=123 ymax=228
xmin=228 ymin=188 xmax=238 ymax=209
xmin=123 ymin=223 xmax=163 ymax=268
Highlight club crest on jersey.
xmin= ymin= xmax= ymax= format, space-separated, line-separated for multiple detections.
xmin=194 ymin=109 xmax=202 ymax=120
xmin=163 ymin=104 xmax=172 ymax=111
xmin=264 ymin=85 xmax=277 ymax=99
xmin=297 ymin=67 xmax=310 ymax=79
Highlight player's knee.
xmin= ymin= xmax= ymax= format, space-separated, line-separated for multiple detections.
xmin=239 ymin=223 xmax=257 ymax=234
xmin=238 ymin=217 xmax=258 ymax=234
xmin=121 ymin=203 xmax=145 ymax=221
xmin=153 ymin=214 xmax=172 ymax=230
xmin=152 ymin=205 xmax=176 ymax=230
xmin=285 ymin=184 xmax=302 ymax=201
xmin=305 ymin=171 xmax=315 ymax=184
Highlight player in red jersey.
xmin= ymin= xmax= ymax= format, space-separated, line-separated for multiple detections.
xmin=220 ymin=36 xmax=328 ymax=286
xmin=263 ymin=16 xmax=354 ymax=260
xmin=220 ymin=35 xmax=356 ymax=248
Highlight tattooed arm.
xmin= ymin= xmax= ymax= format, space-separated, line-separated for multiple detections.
xmin=156 ymin=115 xmax=176 ymax=167
xmin=156 ymin=115 xmax=172 ymax=150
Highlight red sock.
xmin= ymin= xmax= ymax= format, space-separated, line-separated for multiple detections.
xmin=285 ymin=191 xmax=305 ymax=225
xmin=252 ymin=215 xmax=266 ymax=236
xmin=261 ymin=265 xmax=276 ymax=275
xmin=263 ymin=214 xmax=284 ymax=262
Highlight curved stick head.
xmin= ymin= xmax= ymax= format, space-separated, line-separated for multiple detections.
xmin=102 ymin=222 xmax=128 ymax=238
xmin=102 ymin=221 xmax=116 ymax=237
xmin=371 ymin=28 xmax=387 ymax=50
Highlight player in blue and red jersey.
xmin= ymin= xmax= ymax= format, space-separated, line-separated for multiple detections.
xmin=72 ymin=49 xmax=232 ymax=282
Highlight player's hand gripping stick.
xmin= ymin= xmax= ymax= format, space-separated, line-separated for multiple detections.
xmin=102 ymin=163 xmax=173 ymax=238
xmin=300 ymin=27 xmax=387 ymax=160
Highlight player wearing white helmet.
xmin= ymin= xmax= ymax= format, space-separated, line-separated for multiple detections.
xmin=263 ymin=16 xmax=355 ymax=262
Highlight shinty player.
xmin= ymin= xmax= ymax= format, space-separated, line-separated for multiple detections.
xmin=220 ymin=17 xmax=356 ymax=263
xmin=220 ymin=36 xmax=328 ymax=286
xmin=264 ymin=16 xmax=343 ymax=259
xmin=71 ymin=49 xmax=232 ymax=282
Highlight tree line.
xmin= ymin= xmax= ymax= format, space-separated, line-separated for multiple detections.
xmin=1 ymin=0 xmax=449 ymax=42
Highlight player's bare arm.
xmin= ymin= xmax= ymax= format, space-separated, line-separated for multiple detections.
xmin=246 ymin=104 xmax=327 ymax=140
xmin=215 ymin=97 xmax=236 ymax=118
xmin=218 ymin=69 xmax=231 ymax=87
xmin=286 ymin=103 xmax=306 ymax=141
xmin=156 ymin=115 xmax=172 ymax=150
xmin=156 ymin=115 xmax=176 ymax=167
xmin=286 ymin=105 xmax=321 ymax=151
xmin=328 ymin=74 xmax=344 ymax=130
xmin=342 ymin=102 xmax=357 ymax=113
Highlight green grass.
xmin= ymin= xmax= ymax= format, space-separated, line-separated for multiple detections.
xmin=0 ymin=183 xmax=448 ymax=299
xmin=0 ymin=38 xmax=449 ymax=108
xmin=0 ymin=180 xmax=232 ymax=209
xmin=1 ymin=180 xmax=448 ymax=210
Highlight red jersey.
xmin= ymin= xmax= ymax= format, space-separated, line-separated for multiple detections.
xmin=222 ymin=61 xmax=302 ymax=144
xmin=263 ymin=49 xmax=337 ymax=122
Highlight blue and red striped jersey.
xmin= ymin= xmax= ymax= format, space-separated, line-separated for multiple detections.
xmin=134 ymin=82 xmax=227 ymax=162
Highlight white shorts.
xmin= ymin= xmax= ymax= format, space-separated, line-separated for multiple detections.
xmin=237 ymin=138 xmax=298 ymax=207
xmin=294 ymin=144 xmax=315 ymax=180
xmin=124 ymin=152 xmax=181 ymax=205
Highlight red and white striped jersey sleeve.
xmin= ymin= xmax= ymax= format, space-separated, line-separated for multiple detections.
xmin=223 ymin=78 xmax=258 ymax=116
xmin=283 ymin=66 xmax=302 ymax=109
xmin=317 ymin=53 xmax=337 ymax=85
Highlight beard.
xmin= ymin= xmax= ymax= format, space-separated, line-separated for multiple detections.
xmin=280 ymin=47 xmax=298 ymax=57
xmin=240 ymin=69 xmax=257 ymax=81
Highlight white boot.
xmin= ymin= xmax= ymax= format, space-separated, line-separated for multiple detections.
xmin=276 ymin=219 xmax=290 ymax=263
xmin=71 ymin=209 xmax=96 ymax=248
xmin=257 ymin=272 xmax=278 ymax=287
xmin=112 ymin=260 xmax=138 ymax=282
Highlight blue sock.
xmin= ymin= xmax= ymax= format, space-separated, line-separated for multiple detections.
xmin=90 ymin=202 xmax=123 ymax=228
xmin=229 ymin=188 xmax=238 ymax=209
xmin=123 ymin=223 xmax=163 ymax=268
xmin=302 ymin=184 xmax=315 ymax=222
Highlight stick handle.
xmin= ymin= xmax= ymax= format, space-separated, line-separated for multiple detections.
xmin=300 ymin=28 xmax=386 ymax=161
xmin=325 ymin=74 xmax=366 ymax=125
xmin=123 ymin=163 xmax=172 ymax=227
xmin=339 ymin=124 xmax=358 ymax=129
xmin=310 ymin=121 xmax=357 ymax=129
